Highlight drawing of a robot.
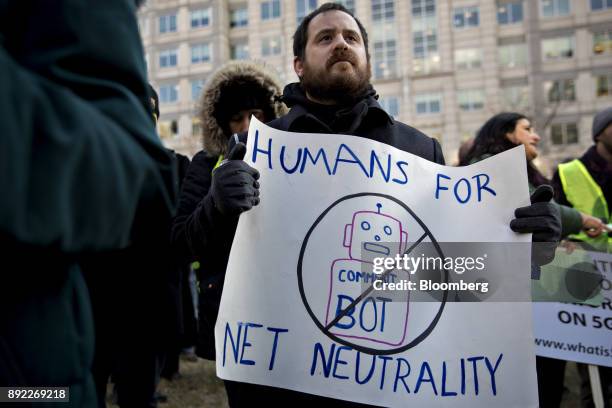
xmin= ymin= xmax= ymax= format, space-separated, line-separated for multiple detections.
xmin=324 ymin=203 xmax=410 ymax=346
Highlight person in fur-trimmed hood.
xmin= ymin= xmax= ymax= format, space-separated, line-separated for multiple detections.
xmin=170 ymin=61 xmax=287 ymax=364
xmin=198 ymin=61 xmax=287 ymax=157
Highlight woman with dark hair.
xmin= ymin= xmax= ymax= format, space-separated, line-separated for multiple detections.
xmin=460 ymin=112 xmax=606 ymax=235
xmin=460 ymin=112 xmax=607 ymax=407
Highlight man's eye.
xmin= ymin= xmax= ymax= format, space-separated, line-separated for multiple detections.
xmin=320 ymin=35 xmax=331 ymax=42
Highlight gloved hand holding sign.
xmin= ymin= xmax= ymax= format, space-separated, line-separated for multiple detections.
xmin=510 ymin=185 xmax=561 ymax=266
xmin=208 ymin=142 xmax=260 ymax=216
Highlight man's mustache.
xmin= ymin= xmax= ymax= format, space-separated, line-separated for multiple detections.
xmin=326 ymin=50 xmax=358 ymax=69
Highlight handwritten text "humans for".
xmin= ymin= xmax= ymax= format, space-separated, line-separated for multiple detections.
xmin=251 ymin=130 xmax=410 ymax=186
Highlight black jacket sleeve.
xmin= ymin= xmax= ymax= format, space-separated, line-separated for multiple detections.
xmin=171 ymin=151 xmax=238 ymax=264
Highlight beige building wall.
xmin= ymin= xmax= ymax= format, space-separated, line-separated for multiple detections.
xmin=139 ymin=0 xmax=612 ymax=175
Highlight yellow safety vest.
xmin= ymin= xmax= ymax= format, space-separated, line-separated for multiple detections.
xmin=558 ymin=159 xmax=611 ymax=252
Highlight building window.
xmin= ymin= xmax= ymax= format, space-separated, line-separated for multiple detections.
xmin=551 ymin=123 xmax=578 ymax=145
xmin=545 ymin=79 xmax=575 ymax=102
xmin=159 ymin=49 xmax=178 ymax=68
xmin=159 ymin=14 xmax=177 ymax=34
xmin=191 ymin=43 xmax=211 ymax=64
xmin=373 ymin=39 xmax=397 ymax=79
xmin=379 ymin=96 xmax=399 ymax=117
xmin=590 ymin=0 xmax=612 ymax=11
xmin=453 ymin=6 xmax=479 ymax=28
xmin=500 ymin=85 xmax=530 ymax=110
xmin=262 ymin=37 xmax=281 ymax=57
xmin=412 ymin=0 xmax=439 ymax=74
xmin=541 ymin=0 xmax=570 ymax=17
xmin=372 ymin=0 xmax=395 ymax=22
xmin=593 ymin=29 xmax=612 ymax=55
xmin=498 ymin=43 xmax=527 ymax=68
xmin=335 ymin=0 xmax=356 ymax=14
xmin=596 ymin=74 xmax=612 ymax=97
xmin=412 ymin=0 xmax=435 ymax=16
xmin=413 ymin=31 xmax=438 ymax=61
xmin=261 ymin=0 xmax=281 ymax=20
xmin=230 ymin=7 xmax=248 ymax=27
xmin=191 ymin=79 xmax=204 ymax=101
xmin=454 ymin=48 xmax=482 ymax=70
xmin=457 ymin=89 xmax=484 ymax=111
xmin=231 ymin=42 xmax=249 ymax=60
xmin=497 ymin=1 xmax=523 ymax=24
xmin=159 ymin=84 xmax=178 ymax=104
xmin=542 ymin=36 xmax=574 ymax=60
xmin=191 ymin=8 xmax=211 ymax=28
xmin=296 ymin=0 xmax=317 ymax=23
xmin=415 ymin=93 xmax=442 ymax=115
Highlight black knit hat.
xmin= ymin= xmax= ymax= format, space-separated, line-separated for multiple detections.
xmin=213 ymin=80 xmax=275 ymax=135
xmin=593 ymin=107 xmax=612 ymax=141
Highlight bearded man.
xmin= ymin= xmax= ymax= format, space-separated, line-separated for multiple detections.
xmin=268 ymin=3 xmax=442 ymax=159
xmin=186 ymin=3 xmax=561 ymax=406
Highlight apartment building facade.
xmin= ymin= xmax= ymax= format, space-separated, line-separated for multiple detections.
xmin=139 ymin=0 xmax=612 ymax=172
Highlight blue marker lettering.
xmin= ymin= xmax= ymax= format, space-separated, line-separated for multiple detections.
xmin=252 ymin=130 xmax=273 ymax=169
xmin=267 ymin=327 xmax=289 ymax=371
xmin=392 ymin=161 xmax=409 ymax=185
xmin=393 ymin=358 xmax=411 ymax=393
xmin=435 ymin=173 xmax=451 ymax=199
xmin=332 ymin=346 xmax=352 ymax=380
xmin=239 ymin=322 xmax=263 ymax=366
xmin=279 ymin=145 xmax=302 ymax=174
xmin=355 ymin=351 xmax=376 ymax=385
xmin=301 ymin=147 xmax=332 ymax=175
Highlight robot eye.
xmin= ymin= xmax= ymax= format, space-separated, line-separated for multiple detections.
xmin=361 ymin=221 xmax=371 ymax=231
xmin=384 ymin=225 xmax=392 ymax=235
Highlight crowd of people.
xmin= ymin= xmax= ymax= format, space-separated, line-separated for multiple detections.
xmin=1 ymin=1 xmax=610 ymax=407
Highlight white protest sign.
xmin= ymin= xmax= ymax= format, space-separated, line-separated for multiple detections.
xmin=216 ymin=118 xmax=538 ymax=407
xmin=533 ymin=251 xmax=612 ymax=367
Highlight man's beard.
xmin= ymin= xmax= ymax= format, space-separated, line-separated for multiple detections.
xmin=300 ymin=49 xmax=371 ymax=104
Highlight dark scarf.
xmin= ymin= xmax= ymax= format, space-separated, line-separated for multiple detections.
xmin=281 ymin=82 xmax=383 ymax=134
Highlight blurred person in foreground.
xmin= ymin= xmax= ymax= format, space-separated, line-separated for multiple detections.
xmin=0 ymin=0 xmax=176 ymax=406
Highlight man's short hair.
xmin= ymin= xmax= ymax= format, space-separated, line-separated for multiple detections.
xmin=293 ymin=3 xmax=370 ymax=62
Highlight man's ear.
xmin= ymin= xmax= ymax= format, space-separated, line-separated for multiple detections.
xmin=294 ymin=56 xmax=304 ymax=78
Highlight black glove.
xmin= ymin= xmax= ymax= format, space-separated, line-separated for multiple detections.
xmin=208 ymin=142 xmax=260 ymax=216
xmin=510 ymin=185 xmax=561 ymax=266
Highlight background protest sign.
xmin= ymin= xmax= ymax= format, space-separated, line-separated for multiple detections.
xmin=216 ymin=118 xmax=538 ymax=407
xmin=533 ymin=251 xmax=612 ymax=367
